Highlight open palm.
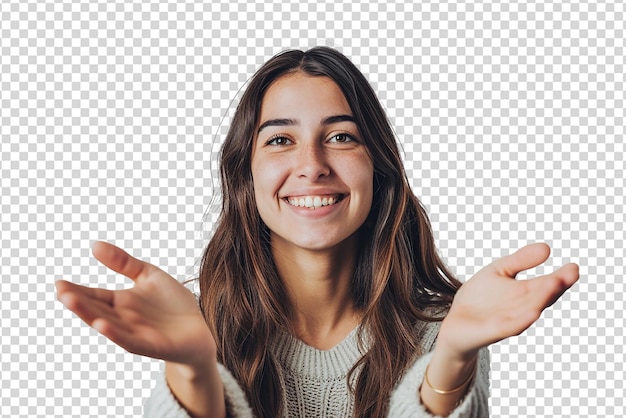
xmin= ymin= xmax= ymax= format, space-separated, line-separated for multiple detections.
xmin=56 ymin=241 xmax=216 ymax=369
xmin=438 ymin=243 xmax=579 ymax=359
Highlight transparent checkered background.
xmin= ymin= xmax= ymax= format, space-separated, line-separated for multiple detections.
xmin=1 ymin=1 xmax=624 ymax=417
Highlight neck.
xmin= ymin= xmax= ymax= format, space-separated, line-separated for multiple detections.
xmin=271 ymin=234 xmax=362 ymax=349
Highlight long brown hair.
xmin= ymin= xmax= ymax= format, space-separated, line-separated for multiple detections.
xmin=199 ymin=47 xmax=461 ymax=418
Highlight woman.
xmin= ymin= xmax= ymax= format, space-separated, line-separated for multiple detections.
xmin=56 ymin=47 xmax=579 ymax=417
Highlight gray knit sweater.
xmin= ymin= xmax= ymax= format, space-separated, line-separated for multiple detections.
xmin=144 ymin=322 xmax=490 ymax=417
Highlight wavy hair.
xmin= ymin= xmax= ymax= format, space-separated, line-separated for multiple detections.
xmin=199 ymin=47 xmax=461 ymax=418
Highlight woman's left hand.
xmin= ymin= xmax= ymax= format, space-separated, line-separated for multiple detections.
xmin=437 ymin=243 xmax=579 ymax=361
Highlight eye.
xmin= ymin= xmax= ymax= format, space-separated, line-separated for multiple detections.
xmin=265 ymin=135 xmax=292 ymax=146
xmin=328 ymin=133 xmax=356 ymax=143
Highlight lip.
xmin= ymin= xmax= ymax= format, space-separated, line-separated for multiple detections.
xmin=281 ymin=194 xmax=349 ymax=217
xmin=280 ymin=188 xmax=347 ymax=198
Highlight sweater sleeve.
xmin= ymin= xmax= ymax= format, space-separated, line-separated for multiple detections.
xmin=143 ymin=363 xmax=254 ymax=418
xmin=387 ymin=347 xmax=490 ymax=418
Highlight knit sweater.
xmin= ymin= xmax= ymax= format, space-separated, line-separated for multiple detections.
xmin=144 ymin=321 xmax=490 ymax=417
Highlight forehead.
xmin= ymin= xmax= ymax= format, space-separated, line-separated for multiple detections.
xmin=259 ymin=73 xmax=352 ymax=120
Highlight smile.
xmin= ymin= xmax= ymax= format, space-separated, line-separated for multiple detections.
xmin=284 ymin=194 xmax=345 ymax=209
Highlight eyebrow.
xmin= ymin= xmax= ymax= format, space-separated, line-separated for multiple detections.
xmin=257 ymin=114 xmax=356 ymax=134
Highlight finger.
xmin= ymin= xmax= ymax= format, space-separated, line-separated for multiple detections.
xmin=91 ymin=241 xmax=157 ymax=282
xmin=493 ymin=243 xmax=551 ymax=278
xmin=93 ymin=318 xmax=149 ymax=355
xmin=97 ymin=322 xmax=207 ymax=364
xmin=57 ymin=287 xmax=119 ymax=326
xmin=92 ymin=316 xmax=136 ymax=341
xmin=92 ymin=318 xmax=134 ymax=348
xmin=56 ymin=280 xmax=114 ymax=306
xmin=526 ymin=263 xmax=580 ymax=310
xmin=60 ymin=295 xmax=134 ymax=335
xmin=56 ymin=281 xmax=134 ymax=332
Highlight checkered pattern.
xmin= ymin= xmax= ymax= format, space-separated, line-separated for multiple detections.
xmin=1 ymin=1 xmax=624 ymax=417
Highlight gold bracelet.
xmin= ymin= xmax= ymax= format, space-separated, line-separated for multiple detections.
xmin=424 ymin=362 xmax=477 ymax=395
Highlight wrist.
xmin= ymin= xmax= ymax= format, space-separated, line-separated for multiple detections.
xmin=166 ymin=359 xmax=217 ymax=383
xmin=436 ymin=318 xmax=481 ymax=363
xmin=425 ymin=345 xmax=478 ymax=393
xmin=419 ymin=344 xmax=479 ymax=416
xmin=165 ymin=359 xmax=226 ymax=418
xmin=433 ymin=341 xmax=479 ymax=365
xmin=424 ymin=361 xmax=476 ymax=395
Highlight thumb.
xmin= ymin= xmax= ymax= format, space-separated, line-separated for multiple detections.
xmin=91 ymin=241 xmax=157 ymax=282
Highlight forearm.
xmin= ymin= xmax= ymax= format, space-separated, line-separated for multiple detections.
xmin=419 ymin=348 xmax=478 ymax=417
xmin=165 ymin=361 xmax=226 ymax=418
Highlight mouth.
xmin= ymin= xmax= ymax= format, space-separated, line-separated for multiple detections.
xmin=283 ymin=194 xmax=346 ymax=209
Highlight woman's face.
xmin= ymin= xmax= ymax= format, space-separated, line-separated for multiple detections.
xmin=251 ymin=72 xmax=374 ymax=254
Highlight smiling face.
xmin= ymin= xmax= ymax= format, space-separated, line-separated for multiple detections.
xmin=251 ymin=72 xmax=374 ymax=255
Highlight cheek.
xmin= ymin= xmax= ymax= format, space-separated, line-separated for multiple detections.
xmin=361 ymin=161 xmax=375 ymax=210
xmin=251 ymin=157 xmax=284 ymax=201
xmin=348 ymin=156 xmax=374 ymax=198
xmin=250 ymin=157 xmax=266 ymax=203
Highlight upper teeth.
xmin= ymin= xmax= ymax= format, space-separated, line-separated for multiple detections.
xmin=287 ymin=195 xmax=339 ymax=209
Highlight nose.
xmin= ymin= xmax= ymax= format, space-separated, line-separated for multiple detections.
xmin=295 ymin=142 xmax=331 ymax=180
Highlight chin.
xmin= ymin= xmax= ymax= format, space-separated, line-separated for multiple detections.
xmin=294 ymin=238 xmax=343 ymax=252
xmin=294 ymin=230 xmax=361 ymax=253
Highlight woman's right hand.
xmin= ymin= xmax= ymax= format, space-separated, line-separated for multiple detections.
xmin=57 ymin=241 xmax=226 ymax=417
xmin=56 ymin=241 xmax=216 ymax=370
